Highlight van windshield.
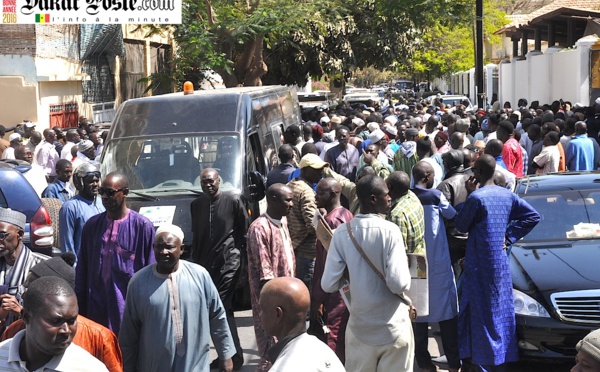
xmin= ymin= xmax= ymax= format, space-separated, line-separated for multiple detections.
xmin=100 ymin=134 xmax=241 ymax=194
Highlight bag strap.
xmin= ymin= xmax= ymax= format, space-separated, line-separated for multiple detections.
xmin=346 ymin=222 xmax=385 ymax=282
xmin=345 ymin=221 xmax=412 ymax=307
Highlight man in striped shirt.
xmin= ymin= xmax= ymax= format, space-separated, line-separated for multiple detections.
xmin=287 ymin=154 xmax=328 ymax=291
xmin=0 ymin=208 xmax=48 ymax=329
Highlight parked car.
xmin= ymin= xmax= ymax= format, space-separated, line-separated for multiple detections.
xmin=342 ymin=91 xmax=381 ymax=107
xmin=0 ymin=161 xmax=54 ymax=256
xmin=440 ymin=94 xmax=477 ymax=112
xmin=512 ymin=172 xmax=600 ymax=360
xmin=297 ymin=91 xmax=336 ymax=111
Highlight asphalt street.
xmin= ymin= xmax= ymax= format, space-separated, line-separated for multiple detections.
xmin=210 ymin=310 xmax=574 ymax=371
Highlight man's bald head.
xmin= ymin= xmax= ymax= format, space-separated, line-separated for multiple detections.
xmin=104 ymin=171 xmax=129 ymax=189
xmin=15 ymin=145 xmax=33 ymax=163
xmin=278 ymin=144 xmax=294 ymax=163
xmin=317 ymin=177 xmax=342 ymax=194
xmin=474 ymin=154 xmax=496 ymax=182
xmin=386 ymin=171 xmax=411 ymax=200
xmin=357 ymin=165 xmax=376 ymax=181
xmin=575 ymin=121 xmax=587 ymax=135
xmin=266 ymin=183 xmax=293 ymax=219
xmin=29 ymin=131 xmax=42 ymax=146
xmin=493 ymin=170 xmax=507 ymax=188
xmin=412 ymin=161 xmax=434 ymax=185
xmin=485 ymin=139 xmax=504 ymax=158
xmin=450 ymin=132 xmax=464 ymax=150
xmin=200 ymin=168 xmax=220 ymax=198
xmin=201 ymin=167 xmax=218 ymax=179
xmin=259 ymin=277 xmax=310 ymax=339
xmin=316 ymin=177 xmax=342 ymax=210
xmin=266 ymin=183 xmax=291 ymax=199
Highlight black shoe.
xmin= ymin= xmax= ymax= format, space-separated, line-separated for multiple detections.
xmin=232 ymin=354 xmax=244 ymax=371
xmin=210 ymin=355 xmax=243 ymax=371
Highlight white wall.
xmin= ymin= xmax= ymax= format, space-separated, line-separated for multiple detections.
xmin=476 ymin=35 xmax=600 ymax=108
xmin=529 ymin=53 xmax=550 ymax=105
xmin=497 ymin=36 xmax=598 ymax=107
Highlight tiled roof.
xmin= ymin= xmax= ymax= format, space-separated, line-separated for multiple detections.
xmin=498 ymin=0 xmax=600 ymax=33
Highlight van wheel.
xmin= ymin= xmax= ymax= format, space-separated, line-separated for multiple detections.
xmin=41 ymin=198 xmax=63 ymax=251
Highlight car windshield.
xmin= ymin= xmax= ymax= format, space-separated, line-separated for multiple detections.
xmin=100 ymin=134 xmax=241 ymax=194
xmin=298 ymin=95 xmax=328 ymax=103
xmin=520 ymin=189 xmax=600 ymax=242
xmin=442 ymin=97 xmax=468 ymax=106
xmin=396 ymin=82 xmax=413 ymax=90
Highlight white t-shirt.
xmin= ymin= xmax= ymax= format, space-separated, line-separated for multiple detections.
xmin=533 ymin=145 xmax=560 ymax=174
xmin=270 ymin=333 xmax=345 ymax=372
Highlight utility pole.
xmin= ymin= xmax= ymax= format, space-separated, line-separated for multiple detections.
xmin=476 ymin=0 xmax=484 ymax=109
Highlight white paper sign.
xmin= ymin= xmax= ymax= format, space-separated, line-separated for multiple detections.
xmin=406 ymin=253 xmax=429 ymax=317
xmin=138 ymin=206 xmax=176 ymax=227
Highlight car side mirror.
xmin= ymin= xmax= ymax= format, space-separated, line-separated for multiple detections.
xmin=248 ymin=171 xmax=266 ymax=202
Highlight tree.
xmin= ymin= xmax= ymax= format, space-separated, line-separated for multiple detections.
xmin=408 ymin=0 xmax=508 ymax=79
xmin=351 ymin=67 xmax=394 ymax=88
xmin=145 ymin=0 xmax=473 ymax=90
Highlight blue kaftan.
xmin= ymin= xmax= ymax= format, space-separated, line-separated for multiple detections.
xmin=454 ymin=186 xmax=540 ymax=366
xmin=412 ymin=186 xmax=458 ymax=323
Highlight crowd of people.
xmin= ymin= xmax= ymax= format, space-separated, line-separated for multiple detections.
xmin=0 ymin=117 xmax=105 ymax=198
xmin=0 ymin=94 xmax=599 ymax=372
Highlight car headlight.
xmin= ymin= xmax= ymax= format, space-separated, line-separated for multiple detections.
xmin=513 ymin=289 xmax=550 ymax=318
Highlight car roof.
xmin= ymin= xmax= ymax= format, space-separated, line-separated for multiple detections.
xmin=516 ymin=171 xmax=600 ymax=194
xmin=441 ymin=95 xmax=469 ymax=99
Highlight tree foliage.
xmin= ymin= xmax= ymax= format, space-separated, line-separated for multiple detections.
xmin=146 ymin=0 xmax=474 ymax=90
xmin=408 ymin=0 xmax=508 ymax=79
xmin=351 ymin=67 xmax=394 ymax=88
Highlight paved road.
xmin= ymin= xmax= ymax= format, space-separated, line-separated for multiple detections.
xmin=210 ymin=310 xmax=573 ymax=371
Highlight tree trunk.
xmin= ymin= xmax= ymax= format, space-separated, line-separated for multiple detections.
xmin=242 ymin=34 xmax=267 ymax=86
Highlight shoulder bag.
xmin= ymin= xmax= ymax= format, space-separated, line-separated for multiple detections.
xmin=345 ymin=222 xmax=417 ymax=321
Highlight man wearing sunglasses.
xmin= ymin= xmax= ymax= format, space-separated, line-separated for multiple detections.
xmin=59 ymin=163 xmax=105 ymax=260
xmin=75 ymin=172 xmax=155 ymax=336
xmin=0 ymin=208 xmax=48 ymax=330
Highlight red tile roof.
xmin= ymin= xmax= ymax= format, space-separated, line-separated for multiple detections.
xmin=497 ymin=0 xmax=600 ymax=33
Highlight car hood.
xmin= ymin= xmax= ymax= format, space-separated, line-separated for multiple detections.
xmin=511 ymin=240 xmax=600 ymax=293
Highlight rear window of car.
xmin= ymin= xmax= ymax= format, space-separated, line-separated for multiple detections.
xmin=520 ymin=189 xmax=600 ymax=241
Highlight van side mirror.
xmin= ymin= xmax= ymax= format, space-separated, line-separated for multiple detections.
xmin=248 ymin=171 xmax=266 ymax=202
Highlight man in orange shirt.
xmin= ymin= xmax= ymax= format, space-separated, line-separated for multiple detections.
xmin=1 ymin=254 xmax=123 ymax=372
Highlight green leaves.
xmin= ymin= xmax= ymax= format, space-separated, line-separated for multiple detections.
xmin=142 ymin=0 xmax=504 ymax=89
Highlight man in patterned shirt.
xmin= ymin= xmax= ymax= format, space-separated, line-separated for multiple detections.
xmin=287 ymin=154 xmax=328 ymax=291
xmin=246 ymin=184 xmax=295 ymax=371
xmin=385 ymin=171 xmax=426 ymax=254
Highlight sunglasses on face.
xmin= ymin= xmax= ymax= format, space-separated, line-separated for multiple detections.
xmin=98 ymin=187 xmax=126 ymax=197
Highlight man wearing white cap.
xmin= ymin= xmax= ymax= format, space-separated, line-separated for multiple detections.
xmin=1 ymin=134 xmax=21 ymax=160
xmin=573 ymin=328 xmax=600 ymax=372
xmin=21 ymin=122 xmax=35 ymax=145
xmin=71 ymin=139 xmax=99 ymax=169
xmin=0 ymin=208 xmax=48 ymax=328
xmin=287 ymin=154 xmax=329 ymax=291
xmin=120 ymin=224 xmax=236 ymax=372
